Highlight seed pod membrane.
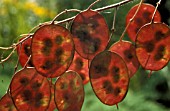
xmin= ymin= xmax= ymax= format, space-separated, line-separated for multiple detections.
xmin=71 ymin=9 xmax=109 ymax=60
xmin=89 ymin=51 xmax=129 ymax=105
xmin=135 ymin=23 xmax=170 ymax=70
xmin=32 ymin=24 xmax=74 ymax=78
xmin=54 ymin=70 xmax=84 ymax=111
xmin=10 ymin=68 xmax=51 ymax=111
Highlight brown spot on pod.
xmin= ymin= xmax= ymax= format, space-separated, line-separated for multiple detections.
xmin=112 ymin=66 xmax=120 ymax=83
xmin=154 ymin=45 xmax=165 ymax=61
xmin=55 ymin=35 xmax=63 ymax=45
xmin=114 ymin=87 xmax=121 ymax=96
xmin=103 ymin=80 xmax=114 ymax=94
xmin=155 ymin=31 xmax=166 ymax=41
xmin=19 ymin=77 xmax=29 ymax=86
xmin=145 ymin=41 xmax=155 ymax=53
xmin=34 ymin=93 xmax=43 ymax=107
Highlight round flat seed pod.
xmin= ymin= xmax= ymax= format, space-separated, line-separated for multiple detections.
xmin=10 ymin=68 xmax=51 ymax=111
xmin=126 ymin=3 xmax=161 ymax=42
xmin=54 ymin=70 xmax=84 ymax=111
xmin=0 ymin=93 xmax=17 ymax=111
xmin=89 ymin=51 xmax=129 ymax=105
xmin=109 ymin=40 xmax=140 ymax=78
xmin=135 ymin=23 xmax=170 ymax=70
xmin=68 ymin=51 xmax=89 ymax=84
xmin=71 ymin=9 xmax=109 ymax=60
xmin=32 ymin=24 xmax=74 ymax=78
xmin=17 ymin=37 xmax=33 ymax=67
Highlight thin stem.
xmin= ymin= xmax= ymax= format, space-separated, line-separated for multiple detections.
xmin=95 ymin=0 xmax=133 ymax=12
xmin=24 ymin=55 xmax=31 ymax=68
xmin=20 ymin=33 xmax=34 ymax=37
xmin=105 ymin=8 xmax=118 ymax=49
xmin=66 ymin=21 xmax=70 ymax=29
xmin=150 ymin=0 xmax=161 ymax=23
xmin=0 ymin=34 xmax=33 ymax=51
xmin=44 ymin=0 xmax=134 ymax=25
xmin=51 ymin=9 xmax=81 ymax=24
xmin=0 ymin=46 xmax=14 ymax=50
xmin=144 ymin=54 xmax=151 ymax=69
xmin=87 ymin=0 xmax=101 ymax=10
xmin=14 ymin=44 xmax=22 ymax=73
xmin=116 ymin=104 xmax=119 ymax=110
xmin=148 ymin=70 xmax=153 ymax=78
xmin=13 ymin=35 xmax=32 ymax=47
xmin=111 ymin=7 xmax=118 ymax=32
xmin=119 ymin=0 xmax=143 ymax=41
xmin=0 ymin=47 xmax=16 ymax=64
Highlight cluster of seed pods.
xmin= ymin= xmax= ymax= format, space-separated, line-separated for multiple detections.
xmin=126 ymin=3 xmax=170 ymax=73
xmin=1 ymin=2 xmax=170 ymax=111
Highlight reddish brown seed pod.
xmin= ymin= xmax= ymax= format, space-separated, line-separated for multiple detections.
xmin=89 ymin=51 xmax=129 ymax=105
xmin=17 ymin=37 xmax=33 ymax=67
xmin=126 ymin=3 xmax=161 ymax=42
xmin=135 ymin=23 xmax=170 ymax=71
xmin=109 ymin=40 xmax=140 ymax=78
xmin=31 ymin=24 xmax=74 ymax=78
xmin=71 ymin=9 xmax=109 ymax=60
xmin=68 ymin=51 xmax=89 ymax=84
xmin=0 ymin=93 xmax=17 ymax=111
xmin=54 ymin=70 xmax=84 ymax=111
xmin=10 ymin=68 xmax=51 ymax=111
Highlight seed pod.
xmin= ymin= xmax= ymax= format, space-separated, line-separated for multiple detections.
xmin=10 ymin=68 xmax=51 ymax=111
xmin=135 ymin=23 xmax=170 ymax=71
xmin=89 ymin=51 xmax=129 ymax=105
xmin=31 ymin=24 xmax=74 ymax=78
xmin=54 ymin=70 xmax=84 ymax=111
xmin=71 ymin=9 xmax=109 ymax=60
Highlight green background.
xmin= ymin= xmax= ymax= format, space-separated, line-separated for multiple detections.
xmin=0 ymin=0 xmax=170 ymax=111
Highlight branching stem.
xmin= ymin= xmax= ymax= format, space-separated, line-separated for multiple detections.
xmin=119 ymin=0 xmax=143 ymax=41
xmin=24 ymin=55 xmax=31 ymax=68
xmin=0 ymin=0 xmax=135 ymax=64
xmin=0 ymin=47 xmax=16 ymax=64
xmin=48 ymin=0 xmax=135 ymax=24
xmin=150 ymin=0 xmax=162 ymax=23
xmin=51 ymin=9 xmax=81 ymax=24
xmin=87 ymin=0 xmax=101 ymax=10
xmin=111 ymin=7 xmax=118 ymax=32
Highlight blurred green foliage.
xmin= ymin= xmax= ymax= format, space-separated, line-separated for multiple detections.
xmin=0 ymin=0 xmax=170 ymax=111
